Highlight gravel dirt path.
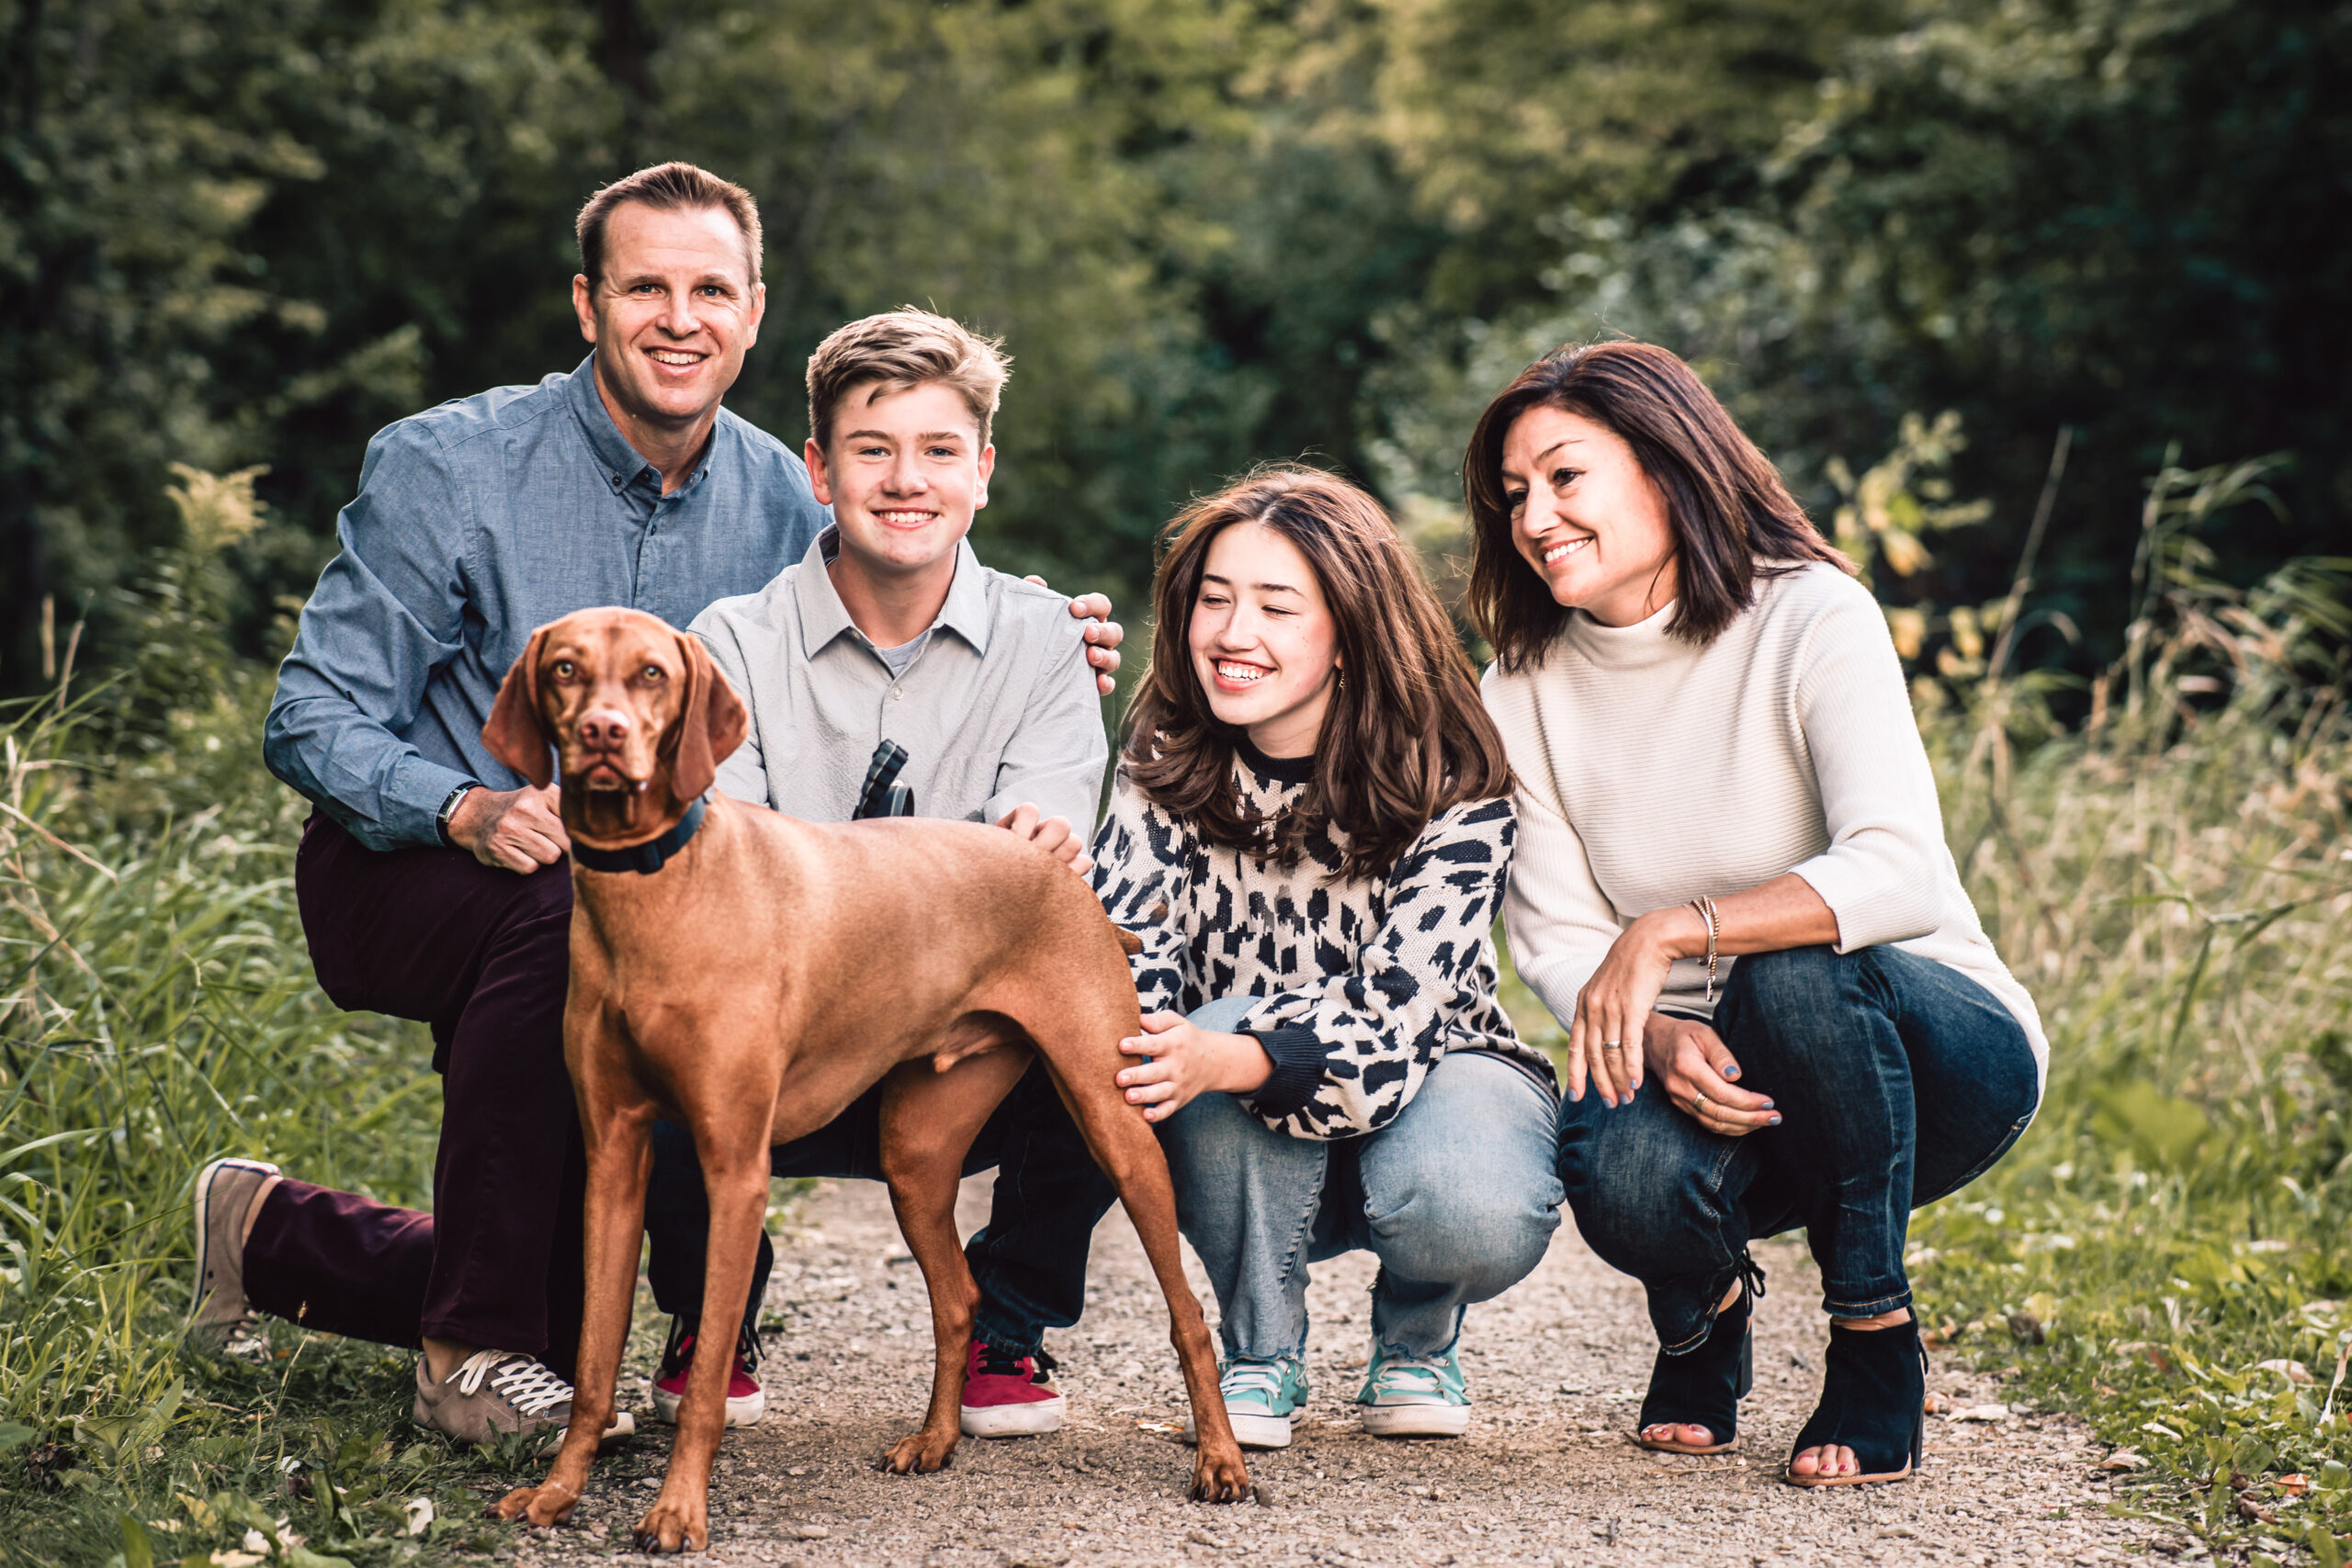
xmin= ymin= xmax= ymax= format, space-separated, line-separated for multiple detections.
xmin=509 ymin=1174 xmax=2163 ymax=1567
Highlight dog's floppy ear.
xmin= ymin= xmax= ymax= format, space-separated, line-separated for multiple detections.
xmin=668 ymin=631 xmax=748 ymax=802
xmin=482 ymin=625 xmax=556 ymax=788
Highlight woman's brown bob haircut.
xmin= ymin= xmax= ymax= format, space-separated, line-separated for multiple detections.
xmin=1124 ymin=467 xmax=1511 ymax=881
xmin=576 ymin=162 xmax=763 ymax=288
xmin=1463 ymin=341 xmax=1848 ymax=671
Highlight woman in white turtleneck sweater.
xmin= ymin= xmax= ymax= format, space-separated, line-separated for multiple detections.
xmin=1467 ymin=343 xmax=2044 ymax=1489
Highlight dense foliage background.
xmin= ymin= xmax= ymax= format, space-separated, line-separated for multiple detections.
xmin=3 ymin=0 xmax=2346 ymax=692
xmin=3 ymin=2 xmax=2350 ymax=1564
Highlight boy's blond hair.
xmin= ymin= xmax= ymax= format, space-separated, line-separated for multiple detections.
xmin=806 ymin=309 xmax=1010 ymax=452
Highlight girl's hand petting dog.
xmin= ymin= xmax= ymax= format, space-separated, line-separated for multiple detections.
xmin=1115 ymin=1014 xmax=1274 ymax=1122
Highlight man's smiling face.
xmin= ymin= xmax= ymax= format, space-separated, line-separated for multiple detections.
xmin=572 ymin=201 xmax=765 ymax=441
xmin=806 ymin=379 xmax=993 ymax=580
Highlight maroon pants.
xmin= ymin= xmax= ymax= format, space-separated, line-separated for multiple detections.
xmin=242 ymin=814 xmax=587 ymax=1379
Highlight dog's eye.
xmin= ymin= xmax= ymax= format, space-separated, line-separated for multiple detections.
xmin=640 ymin=664 xmax=666 ymax=682
xmin=551 ymin=660 xmax=576 ymax=679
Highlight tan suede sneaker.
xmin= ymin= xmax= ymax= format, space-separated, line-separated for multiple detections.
xmin=412 ymin=1350 xmax=636 ymax=1445
xmin=187 ymin=1157 xmax=279 ymax=1349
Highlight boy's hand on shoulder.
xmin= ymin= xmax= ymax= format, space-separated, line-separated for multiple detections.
xmin=1025 ymin=575 xmax=1123 ymax=694
xmin=995 ymin=803 xmax=1094 ymax=877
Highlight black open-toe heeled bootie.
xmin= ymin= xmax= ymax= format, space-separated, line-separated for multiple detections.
xmin=1634 ymin=1255 xmax=1766 ymax=1455
xmin=1784 ymin=1315 xmax=1928 ymax=1486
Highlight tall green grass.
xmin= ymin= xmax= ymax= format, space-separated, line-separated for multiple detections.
xmin=0 ymin=470 xmax=537 ymax=1566
xmin=1898 ymin=463 xmax=2352 ymax=1564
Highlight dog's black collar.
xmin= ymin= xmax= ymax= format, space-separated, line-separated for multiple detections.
xmin=571 ymin=795 xmax=707 ymax=875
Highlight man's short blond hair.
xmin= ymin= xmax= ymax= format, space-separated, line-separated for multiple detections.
xmin=806 ymin=309 xmax=1011 ymax=452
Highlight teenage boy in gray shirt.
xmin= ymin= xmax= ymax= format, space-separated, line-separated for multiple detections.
xmin=640 ymin=309 xmax=1115 ymax=1440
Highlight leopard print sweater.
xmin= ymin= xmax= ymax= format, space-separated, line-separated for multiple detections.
xmin=1087 ymin=742 xmax=1556 ymax=1140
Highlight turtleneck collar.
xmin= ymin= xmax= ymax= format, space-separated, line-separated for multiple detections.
xmin=1561 ymin=597 xmax=1687 ymax=670
xmin=1233 ymin=732 xmax=1316 ymax=787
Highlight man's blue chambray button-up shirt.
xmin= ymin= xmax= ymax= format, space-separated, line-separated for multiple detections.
xmin=264 ymin=354 xmax=831 ymax=850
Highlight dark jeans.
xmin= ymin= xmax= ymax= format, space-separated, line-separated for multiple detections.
xmin=1557 ymin=944 xmax=2039 ymax=1353
xmin=244 ymin=813 xmax=588 ymax=1373
xmin=645 ymin=1057 xmax=1117 ymax=1357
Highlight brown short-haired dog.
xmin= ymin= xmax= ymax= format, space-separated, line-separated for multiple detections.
xmin=484 ymin=608 xmax=1248 ymax=1551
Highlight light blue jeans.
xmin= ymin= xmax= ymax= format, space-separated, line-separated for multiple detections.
xmin=1158 ymin=998 xmax=1564 ymax=1362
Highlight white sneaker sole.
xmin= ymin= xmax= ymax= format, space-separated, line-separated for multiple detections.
xmin=650 ymin=1384 xmax=765 ymax=1427
xmin=554 ymin=1410 xmax=638 ymax=1443
xmin=961 ymin=1390 xmax=1067 ymax=1438
xmin=1359 ymin=1401 xmax=1470 ymax=1438
xmin=1186 ymin=1408 xmax=1295 ymax=1450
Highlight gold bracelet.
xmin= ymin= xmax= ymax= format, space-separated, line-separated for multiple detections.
xmin=1688 ymin=896 xmax=1720 ymax=1002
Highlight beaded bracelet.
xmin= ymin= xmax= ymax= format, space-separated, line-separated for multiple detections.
xmin=1688 ymin=895 xmax=1721 ymax=1002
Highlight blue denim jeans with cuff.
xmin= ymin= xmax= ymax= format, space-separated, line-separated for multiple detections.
xmin=1159 ymin=996 xmax=1565 ymax=1362
xmin=1557 ymin=944 xmax=2040 ymax=1356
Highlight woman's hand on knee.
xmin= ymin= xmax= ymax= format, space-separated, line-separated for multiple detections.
xmin=1645 ymin=1015 xmax=1778 ymax=1136
xmin=1116 ymin=1013 xmax=1275 ymax=1123
xmin=1569 ymin=908 xmax=1696 ymax=1105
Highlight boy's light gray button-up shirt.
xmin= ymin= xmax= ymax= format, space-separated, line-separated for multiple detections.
xmin=690 ymin=529 xmax=1109 ymax=832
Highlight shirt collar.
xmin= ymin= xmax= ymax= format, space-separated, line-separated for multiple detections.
xmin=793 ymin=525 xmax=994 ymax=661
xmin=564 ymin=353 xmax=720 ymax=494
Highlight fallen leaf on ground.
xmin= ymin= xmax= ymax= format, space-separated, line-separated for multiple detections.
xmin=2256 ymin=1359 xmax=2313 ymax=1383
xmin=1951 ymin=1404 xmax=2010 ymax=1423
xmin=403 ymin=1497 xmax=434 ymax=1537
xmin=2280 ymin=1473 xmax=2311 ymax=1496
xmin=2098 ymin=1449 xmax=2147 ymax=1472
xmin=1134 ymin=1419 xmax=1181 ymax=1434
xmin=1923 ymin=1392 xmax=1952 ymax=1414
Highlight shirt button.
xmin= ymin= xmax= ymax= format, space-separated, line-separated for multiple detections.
xmin=890 ymin=688 xmax=904 ymax=701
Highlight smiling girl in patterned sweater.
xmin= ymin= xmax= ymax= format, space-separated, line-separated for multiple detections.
xmin=1088 ymin=468 xmax=1562 ymax=1449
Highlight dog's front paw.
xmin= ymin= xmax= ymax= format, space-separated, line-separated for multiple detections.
xmin=493 ymin=1479 xmax=579 ymax=1529
xmin=881 ymin=1427 xmax=959 ymax=1475
xmin=1189 ymin=1443 xmax=1250 ymax=1504
xmin=631 ymin=1492 xmax=707 ymax=1554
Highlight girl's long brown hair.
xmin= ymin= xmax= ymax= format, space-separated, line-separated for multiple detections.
xmin=1123 ymin=467 xmax=1510 ymax=881
xmin=1463 ymin=341 xmax=1849 ymax=671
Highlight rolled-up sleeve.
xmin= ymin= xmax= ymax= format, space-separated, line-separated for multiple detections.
xmin=263 ymin=424 xmax=479 ymax=850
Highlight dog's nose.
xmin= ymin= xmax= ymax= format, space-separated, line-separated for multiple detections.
xmin=579 ymin=707 xmax=632 ymax=748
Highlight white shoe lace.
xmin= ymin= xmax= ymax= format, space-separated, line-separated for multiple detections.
xmin=1220 ymin=1361 xmax=1288 ymax=1405
xmin=452 ymin=1350 xmax=573 ymax=1418
xmin=1364 ymin=1354 xmax=1450 ymax=1401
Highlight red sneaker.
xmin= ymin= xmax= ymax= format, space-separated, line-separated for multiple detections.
xmin=959 ymin=1338 xmax=1066 ymax=1437
xmin=650 ymin=1318 xmax=765 ymax=1427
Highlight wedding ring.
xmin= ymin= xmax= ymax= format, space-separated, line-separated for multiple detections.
xmin=1601 ymin=1040 xmax=1623 ymax=1051
xmin=1694 ymin=1089 xmax=1710 ymax=1108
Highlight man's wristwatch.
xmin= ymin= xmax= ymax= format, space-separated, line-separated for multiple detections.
xmin=435 ymin=783 xmax=478 ymax=848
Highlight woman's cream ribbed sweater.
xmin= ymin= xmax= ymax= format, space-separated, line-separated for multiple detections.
xmin=1481 ymin=561 xmax=2046 ymax=1089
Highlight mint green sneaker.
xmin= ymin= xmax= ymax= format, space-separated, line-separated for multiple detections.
xmin=1186 ymin=1356 xmax=1310 ymax=1450
xmin=1355 ymin=1341 xmax=1471 ymax=1438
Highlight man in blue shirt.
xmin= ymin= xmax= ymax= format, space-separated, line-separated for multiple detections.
xmin=187 ymin=164 xmax=1123 ymax=1444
